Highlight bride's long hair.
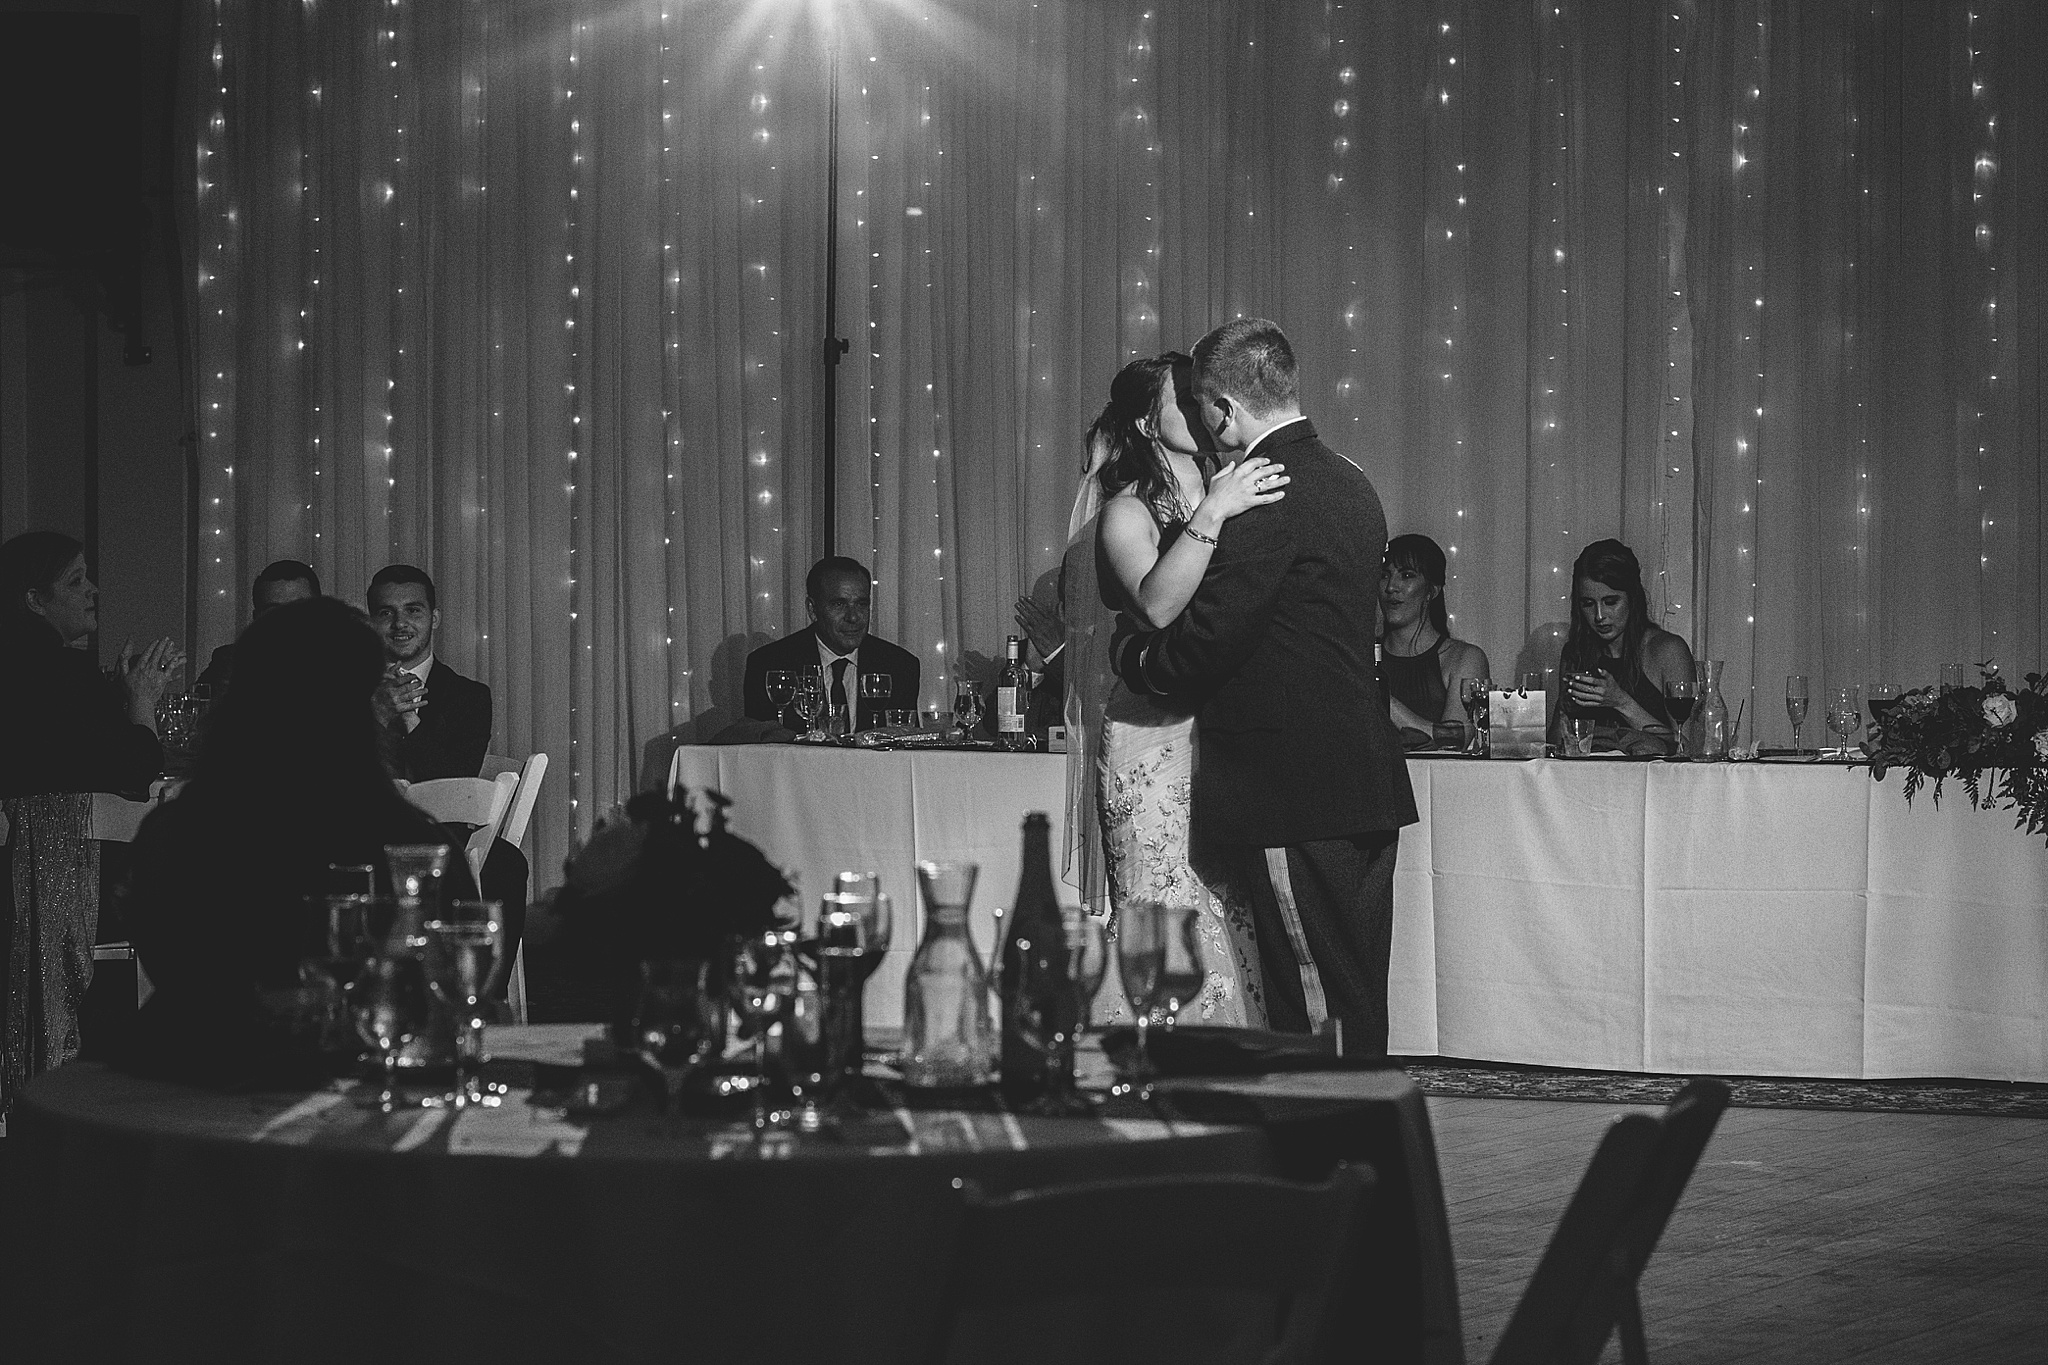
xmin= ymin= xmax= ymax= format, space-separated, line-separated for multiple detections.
xmin=1087 ymin=351 xmax=1196 ymax=526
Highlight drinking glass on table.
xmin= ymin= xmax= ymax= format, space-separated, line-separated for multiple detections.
xmin=1865 ymin=682 xmax=1902 ymax=735
xmin=730 ymin=929 xmax=798 ymax=1132
xmin=765 ymin=669 xmax=798 ymax=729
xmin=1662 ymin=676 xmax=1698 ymax=758
xmin=859 ymin=672 xmax=891 ymax=724
xmin=791 ymin=670 xmax=826 ymax=741
xmin=1785 ymin=675 xmax=1810 ymax=753
xmin=952 ymin=679 xmax=984 ymax=739
xmin=1064 ymin=908 xmax=1109 ymax=1037
xmin=1113 ymin=902 xmax=1204 ymax=1093
xmin=1939 ymin=664 xmax=1965 ymax=695
xmin=1825 ymin=686 xmax=1863 ymax=759
xmin=1457 ymin=677 xmax=1492 ymax=756
xmin=352 ymin=936 xmax=433 ymax=1114
xmin=1563 ymin=712 xmax=1595 ymax=757
xmin=425 ymin=899 xmax=505 ymax=1108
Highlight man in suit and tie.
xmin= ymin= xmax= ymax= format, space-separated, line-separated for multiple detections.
xmin=743 ymin=557 xmax=922 ymax=734
xmin=193 ymin=559 xmax=322 ymax=697
xmin=1113 ymin=318 xmax=1416 ymax=1054
xmin=368 ymin=564 xmax=493 ymax=781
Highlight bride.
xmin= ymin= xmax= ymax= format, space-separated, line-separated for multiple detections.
xmin=1061 ymin=351 xmax=1286 ymax=1026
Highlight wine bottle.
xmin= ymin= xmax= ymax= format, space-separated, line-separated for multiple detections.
xmin=1000 ymin=812 xmax=1074 ymax=1107
xmin=996 ymin=635 xmax=1032 ymax=750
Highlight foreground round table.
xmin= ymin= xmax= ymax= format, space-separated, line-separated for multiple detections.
xmin=3 ymin=1026 xmax=1460 ymax=1365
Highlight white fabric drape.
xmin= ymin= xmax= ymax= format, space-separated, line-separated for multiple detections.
xmin=181 ymin=0 xmax=2044 ymax=880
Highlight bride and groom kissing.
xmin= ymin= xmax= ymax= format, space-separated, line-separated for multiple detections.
xmin=1070 ymin=317 xmax=1415 ymax=1057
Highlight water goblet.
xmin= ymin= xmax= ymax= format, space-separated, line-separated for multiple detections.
xmin=1113 ymin=902 xmax=1167 ymax=1095
xmin=351 ymin=937 xmax=433 ymax=1114
xmin=952 ymin=679 xmax=984 ymax=739
xmin=765 ymin=669 xmax=797 ymax=728
xmin=730 ymin=929 xmax=798 ymax=1133
xmin=859 ymin=671 xmax=892 ymax=720
xmin=1866 ymin=682 xmax=1902 ymax=734
xmin=424 ymin=899 xmax=504 ymax=1108
xmin=1662 ymin=676 xmax=1698 ymax=757
xmin=1826 ymin=686 xmax=1863 ymax=759
xmin=790 ymin=672 xmax=826 ymax=741
xmin=1785 ymin=676 xmax=1810 ymax=753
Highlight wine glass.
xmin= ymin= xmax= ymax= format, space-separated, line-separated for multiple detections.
xmin=1785 ymin=675 xmax=1810 ymax=753
xmin=1063 ymin=908 xmax=1109 ymax=1038
xmin=952 ymin=678 xmax=984 ymax=739
xmin=1662 ymin=676 xmax=1698 ymax=757
xmin=1114 ymin=902 xmax=1167 ymax=1094
xmin=351 ymin=939 xmax=433 ymax=1114
xmin=730 ymin=929 xmax=798 ymax=1132
xmin=1458 ymin=677 xmax=1492 ymax=755
xmin=1826 ymin=686 xmax=1863 ymax=759
xmin=1939 ymin=664 xmax=1965 ymax=695
xmin=424 ymin=899 xmax=503 ymax=1108
xmin=858 ymin=672 xmax=891 ymax=731
xmin=765 ymin=669 xmax=797 ymax=728
xmin=1866 ymin=682 xmax=1902 ymax=734
xmin=790 ymin=672 xmax=826 ymax=741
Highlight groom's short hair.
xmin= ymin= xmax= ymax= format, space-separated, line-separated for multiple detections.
xmin=1193 ymin=318 xmax=1298 ymax=417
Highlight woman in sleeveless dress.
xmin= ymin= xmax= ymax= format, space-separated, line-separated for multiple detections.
xmin=1379 ymin=533 xmax=1491 ymax=749
xmin=1060 ymin=352 xmax=1286 ymax=1026
xmin=1551 ymin=538 xmax=1695 ymax=754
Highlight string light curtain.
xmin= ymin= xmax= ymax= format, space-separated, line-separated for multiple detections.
xmin=182 ymin=0 xmax=2043 ymax=873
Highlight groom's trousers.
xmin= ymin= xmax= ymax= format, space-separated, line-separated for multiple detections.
xmin=1224 ymin=832 xmax=1399 ymax=1055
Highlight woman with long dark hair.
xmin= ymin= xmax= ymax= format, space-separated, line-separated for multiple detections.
xmin=121 ymin=596 xmax=472 ymax=1079
xmin=1379 ymin=532 xmax=1490 ymax=746
xmin=1552 ymin=538 xmax=1695 ymax=754
xmin=1061 ymin=351 xmax=1286 ymax=1025
xmin=1 ymin=531 xmax=182 ymax=1111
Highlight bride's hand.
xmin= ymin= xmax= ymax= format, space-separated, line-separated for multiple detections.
xmin=1198 ymin=456 xmax=1289 ymax=523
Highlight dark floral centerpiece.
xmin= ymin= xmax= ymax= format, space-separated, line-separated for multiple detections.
xmin=1863 ymin=664 xmax=2048 ymax=846
xmin=551 ymin=787 xmax=793 ymax=1073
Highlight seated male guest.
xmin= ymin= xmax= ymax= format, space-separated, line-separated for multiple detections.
xmin=193 ymin=559 xmax=321 ymax=697
xmin=743 ymin=557 xmax=921 ymax=732
xmin=369 ymin=564 xmax=492 ymax=781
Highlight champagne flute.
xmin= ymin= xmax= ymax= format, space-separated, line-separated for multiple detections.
xmin=351 ymin=939 xmax=433 ymax=1114
xmin=952 ymin=678 xmax=984 ymax=739
xmin=1064 ymin=908 xmax=1109 ymax=1038
xmin=730 ymin=929 xmax=797 ymax=1132
xmin=765 ymin=669 xmax=797 ymax=729
xmin=1662 ymin=676 xmax=1698 ymax=757
xmin=1785 ymin=675 xmax=1810 ymax=753
xmin=1826 ymin=686 xmax=1863 ymax=759
xmin=1114 ymin=901 xmax=1167 ymax=1095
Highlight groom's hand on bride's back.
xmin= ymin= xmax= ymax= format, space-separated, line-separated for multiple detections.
xmin=1109 ymin=613 xmax=1153 ymax=693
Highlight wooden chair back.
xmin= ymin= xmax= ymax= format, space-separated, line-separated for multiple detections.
xmin=1488 ymin=1079 xmax=1732 ymax=1365
xmin=925 ymin=1165 xmax=1372 ymax=1365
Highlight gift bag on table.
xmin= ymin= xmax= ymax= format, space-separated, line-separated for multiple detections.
xmin=1488 ymin=686 xmax=1548 ymax=758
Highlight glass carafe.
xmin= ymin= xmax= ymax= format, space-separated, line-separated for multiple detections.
xmin=1695 ymin=659 xmax=1730 ymax=760
xmin=902 ymin=861 xmax=994 ymax=1087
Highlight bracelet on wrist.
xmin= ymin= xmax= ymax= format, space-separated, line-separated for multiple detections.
xmin=1183 ymin=524 xmax=1219 ymax=547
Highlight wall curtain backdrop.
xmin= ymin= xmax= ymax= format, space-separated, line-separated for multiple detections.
xmin=180 ymin=0 xmax=2044 ymax=881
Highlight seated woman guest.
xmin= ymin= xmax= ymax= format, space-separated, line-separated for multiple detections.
xmin=1379 ymin=533 xmax=1490 ymax=748
xmin=122 ymin=596 xmax=474 ymax=1081
xmin=1 ymin=531 xmax=181 ymax=1112
xmin=1551 ymin=538 xmax=1695 ymax=754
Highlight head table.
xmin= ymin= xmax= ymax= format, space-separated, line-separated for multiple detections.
xmin=4 ymin=1025 xmax=1461 ymax=1365
xmin=672 ymin=745 xmax=2048 ymax=1083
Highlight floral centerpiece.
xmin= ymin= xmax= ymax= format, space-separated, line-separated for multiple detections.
xmin=551 ymin=786 xmax=792 ymax=967
xmin=1863 ymin=664 xmax=2048 ymax=845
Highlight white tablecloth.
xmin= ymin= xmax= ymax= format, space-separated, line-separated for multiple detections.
xmin=671 ymin=746 xmax=2048 ymax=1081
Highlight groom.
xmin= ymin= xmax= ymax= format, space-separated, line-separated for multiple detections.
xmin=1112 ymin=318 xmax=1416 ymax=1053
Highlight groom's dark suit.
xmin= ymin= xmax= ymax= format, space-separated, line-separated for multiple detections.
xmin=1115 ymin=418 xmax=1415 ymax=1050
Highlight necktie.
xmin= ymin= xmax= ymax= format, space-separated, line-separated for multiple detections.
xmin=831 ymin=657 xmax=850 ymax=728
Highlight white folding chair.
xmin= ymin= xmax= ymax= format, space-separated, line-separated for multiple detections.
xmin=400 ymin=773 xmax=517 ymax=887
xmin=477 ymin=752 xmax=549 ymax=1022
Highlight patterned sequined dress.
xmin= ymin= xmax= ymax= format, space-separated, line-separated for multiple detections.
xmin=1096 ymin=683 xmax=1264 ymax=1026
xmin=1 ymin=792 xmax=98 ymax=1113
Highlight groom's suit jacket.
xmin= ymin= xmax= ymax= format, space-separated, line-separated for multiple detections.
xmin=1116 ymin=419 xmax=1416 ymax=849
